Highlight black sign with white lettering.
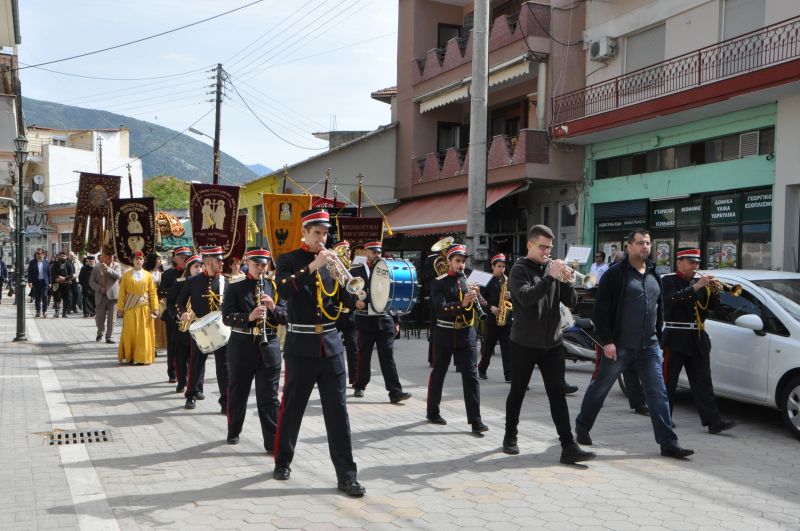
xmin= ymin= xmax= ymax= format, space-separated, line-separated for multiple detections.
xmin=650 ymin=201 xmax=676 ymax=228
xmin=676 ymin=197 xmax=703 ymax=226
xmin=742 ymin=189 xmax=772 ymax=222
xmin=707 ymin=194 xmax=740 ymax=224
xmin=597 ymin=217 xmax=647 ymax=231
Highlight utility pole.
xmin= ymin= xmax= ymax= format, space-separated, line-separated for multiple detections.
xmin=97 ymin=135 xmax=103 ymax=174
xmin=126 ymin=163 xmax=134 ymax=197
xmin=466 ymin=0 xmax=490 ymax=269
xmin=212 ymin=63 xmax=223 ymax=185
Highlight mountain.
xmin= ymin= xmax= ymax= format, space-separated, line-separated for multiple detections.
xmin=246 ymin=163 xmax=273 ymax=176
xmin=22 ymin=97 xmax=257 ymax=185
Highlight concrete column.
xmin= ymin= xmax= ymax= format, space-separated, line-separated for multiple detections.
xmin=774 ymin=95 xmax=800 ymax=271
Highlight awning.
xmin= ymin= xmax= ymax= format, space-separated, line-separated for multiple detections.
xmin=419 ymin=85 xmax=470 ymax=113
xmin=387 ymin=182 xmax=525 ymax=235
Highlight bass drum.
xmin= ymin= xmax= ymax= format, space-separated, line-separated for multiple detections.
xmin=369 ymin=258 xmax=417 ymax=314
xmin=189 ymin=310 xmax=231 ymax=354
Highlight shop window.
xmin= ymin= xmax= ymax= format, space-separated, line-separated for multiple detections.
xmin=706 ymin=225 xmax=739 ymax=269
xmin=741 ymin=223 xmax=771 ymax=269
xmin=759 ymin=128 xmax=774 ymax=156
xmin=677 ymin=229 xmax=700 ymax=252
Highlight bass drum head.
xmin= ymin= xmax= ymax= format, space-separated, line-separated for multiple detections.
xmin=369 ymin=259 xmax=392 ymax=313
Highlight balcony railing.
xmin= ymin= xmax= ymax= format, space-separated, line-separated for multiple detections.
xmin=552 ymin=15 xmax=800 ymax=125
xmin=413 ymin=129 xmax=549 ymax=183
xmin=412 ymin=2 xmax=549 ymax=85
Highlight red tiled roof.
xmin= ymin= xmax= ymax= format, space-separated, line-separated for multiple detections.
xmin=370 ymin=86 xmax=397 ymax=103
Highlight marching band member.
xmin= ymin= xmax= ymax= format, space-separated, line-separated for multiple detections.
xmin=662 ymin=248 xmax=736 ymax=434
xmin=177 ymin=246 xmax=229 ymax=413
xmin=169 ymin=254 xmax=202 ymax=394
xmin=478 ymin=253 xmax=512 ymax=382
xmin=502 ymin=225 xmax=594 ymax=463
xmin=426 ymin=243 xmax=488 ymax=434
xmin=273 ymin=208 xmax=365 ymax=497
xmin=158 ymin=246 xmax=192 ymax=384
xmin=350 ymin=241 xmax=411 ymax=403
xmin=333 ymin=241 xmax=358 ymax=386
xmin=222 ymin=248 xmax=287 ymax=451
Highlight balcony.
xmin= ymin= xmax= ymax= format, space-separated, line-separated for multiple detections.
xmin=412 ymin=129 xmax=549 ymax=183
xmin=552 ymin=15 xmax=800 ymax=142
xmin=412 ymin=2 xmax=550 ymax=85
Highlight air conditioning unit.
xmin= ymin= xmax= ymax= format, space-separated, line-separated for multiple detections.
xmin=590 ymin=37 xmax=617 ymax=61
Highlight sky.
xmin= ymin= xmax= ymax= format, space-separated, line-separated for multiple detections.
xmin=17 ymin=0 xmax=398 ymax=172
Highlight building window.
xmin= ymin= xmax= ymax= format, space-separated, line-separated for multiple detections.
xmin=625 ymin=24 xmax=665 ymax=73
xmin=723 ymin=0 xmax=765 ymax=40
xmin=60 ymin=232 xmax=72 ymax=253
xmin=438 ymin=24 xmax=462 ymax=48
xmin=437 ymin=122 xmax=462 ymax=153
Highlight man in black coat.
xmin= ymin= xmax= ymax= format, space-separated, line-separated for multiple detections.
xmin=159 ymin=246 xmax=192 ymax=384
xmin=662 ymin=248 xmax=736 ymax=435
xmin=222 ymin=248 xmax=287 ymax=451
xmin=79 ymin=256 xmax=96 ymax=317
xmin=478 ymin=253 xmax=512 ymax=381
xmin=50 ymin=251 xmax=74 ymax=318
xmin=350 ymin=241 xmax=411 ymax=403
xmin=273 ymin=209 xmax=364 ymax=497
xmin=28 ymin=249 xmax=51 ymax=317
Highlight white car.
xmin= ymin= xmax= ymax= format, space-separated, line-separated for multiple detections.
xmin=680 ymin=270 xmax=800 ymax=440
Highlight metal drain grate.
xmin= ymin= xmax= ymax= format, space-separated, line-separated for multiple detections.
xmin=47 ymin=429 xmax=112 ymax=446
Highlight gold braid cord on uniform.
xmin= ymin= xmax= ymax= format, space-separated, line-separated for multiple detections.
xmin=693 ymin=285 xmax=711 ymax=336
xmin=316 ymin=271 xmax=343 ymax=321
xmin=261 ymin=279 xmax=279 ymax=330
xmin=457 ymin=286 xmax=475 ymax=327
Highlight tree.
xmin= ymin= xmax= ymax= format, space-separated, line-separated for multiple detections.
xmin=143 ymin=175 xmax=189 ymax=210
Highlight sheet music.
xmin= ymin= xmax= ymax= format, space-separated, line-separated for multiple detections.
xmin=467 ymin=269 xmax=493 ymax=287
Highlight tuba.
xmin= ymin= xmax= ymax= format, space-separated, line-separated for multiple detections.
xmin=431 ymin=236 xmax=454 ymax=277
xmin=497 ymin=274 xmax=513 ymax=326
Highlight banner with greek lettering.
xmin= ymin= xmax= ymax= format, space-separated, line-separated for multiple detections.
xmin=110 ymin=197 xmax=156 ymax=266
xmin=337 ymin=217 xmax=384 ymax=248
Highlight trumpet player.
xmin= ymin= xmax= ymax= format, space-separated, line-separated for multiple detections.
xmin=502 ymin=225 xmax=594 ymax=464
xmin=350 ymin=241 xmax=412 ymax=404
xmin=426 ymin=243 xmax=488 ymax=434
xmin=478 ymin=254 xmax=512 ymax=382
xmin=273 ymin=209 xmax=365 ymax=497
xmin=662 ymin=248 xmax=737 ymax=435
xmin=221 ymin=248 xmax=287 ymax=451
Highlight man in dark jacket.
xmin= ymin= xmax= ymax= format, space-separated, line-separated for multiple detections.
xmin=27 ymin=249 xmax=51 ymax=317
xmin=50 ymin=251 xmax=74 ymax=318
xmin=502 ymin=225 xmax=594 ymax=464
xmin=79 ymin=256 xmax=96 ymax=317
xmin=575 ymin=229 xmax=694 ymax=459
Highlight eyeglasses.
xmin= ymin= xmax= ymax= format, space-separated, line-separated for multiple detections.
xmin=632 ymin=240 xmax=652 ymax=246
xmin=537 ymin=245 xmax=553 ymax=251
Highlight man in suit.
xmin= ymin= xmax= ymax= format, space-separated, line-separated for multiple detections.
xmin=27 ymin=249 xmax=51 ymax=317
xmin=90 ymin=254 xmax=121 ymax=343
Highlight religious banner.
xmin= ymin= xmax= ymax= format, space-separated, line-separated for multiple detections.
xmin=311 ymin=196 xmax=347 ymax=209
xmin=337 ymin=217 xmax=384 ymax=248
xmin=261 ymin=193 xmax=311 ymax=261
xmin=85 ymin=215 xmax=114 ymax=255
xmin=110 ymin=197 xmax=156 ymax=266
xmin=72 ymin=172 xmax=121 ymax=253
xmin=190 ymin=183 xmax=240 ymax=257
xmin=223 ymin=213 xmax=248 ymax=276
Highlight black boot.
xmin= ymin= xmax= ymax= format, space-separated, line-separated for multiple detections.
xmin=560 ymin=443 xmax=596 ymax=464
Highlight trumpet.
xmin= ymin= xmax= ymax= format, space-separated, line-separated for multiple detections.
xmin=320 ymin=243 xmax=366 ymax=295
xmin=544 ymin=258 xmax=597 ymax=289
xmin=693 ymin=273 xmax=742 ymax=296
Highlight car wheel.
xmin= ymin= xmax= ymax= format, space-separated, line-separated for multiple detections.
xmin=781 ymin=375 xmax=800 ymax=441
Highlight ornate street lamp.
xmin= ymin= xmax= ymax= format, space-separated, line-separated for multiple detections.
xmin=13 ymin=135 xmax=28 ymax=342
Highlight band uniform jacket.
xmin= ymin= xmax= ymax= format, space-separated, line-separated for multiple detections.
xmin=176 ymin=272 xmax=224 ymax=320
xmin=275 ymin=248 xmax=356 ymax=358
xmin=662 ymin=273 xmax=718 ymax=356
xmin=430 ymin=272 xmax=477 ymax=348
xmin=158 ymin=266 xmax=182 ymax=322
xmin=480 ymin=275 xmax=510 ymax=327
xmin=222 ymin=275 xmax=287 ymax=367
xmin=349 ymin=263 xmax=396 ymax=333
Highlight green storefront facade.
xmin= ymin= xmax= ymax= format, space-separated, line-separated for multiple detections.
xmin=581 ymin=104 xmax=777 ymax=274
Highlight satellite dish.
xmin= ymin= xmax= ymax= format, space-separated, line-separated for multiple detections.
xmin=33 ymin=174 xmax=45 ymax=185
xmin=31 ymin=190 xmax=45 ymax=204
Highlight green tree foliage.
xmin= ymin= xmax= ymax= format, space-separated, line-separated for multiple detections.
xmin=144 ymin=175 xmax=189 ymax=210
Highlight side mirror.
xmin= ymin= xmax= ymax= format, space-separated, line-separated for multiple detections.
xmin=734 ymin=314 xmax=764 ymax=332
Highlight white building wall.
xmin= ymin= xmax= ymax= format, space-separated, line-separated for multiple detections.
xmin=774 ymin=95 xmax=800 ymax=272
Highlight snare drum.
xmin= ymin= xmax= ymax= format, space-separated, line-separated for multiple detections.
xmin=369 ymin=258 xmax=417 ymax=314
xmin=189 ymin=311 xmax=231 ymax=354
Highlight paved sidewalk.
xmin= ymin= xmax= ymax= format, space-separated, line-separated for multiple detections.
xmin=1 ymin=301 xmax=799 ymax=531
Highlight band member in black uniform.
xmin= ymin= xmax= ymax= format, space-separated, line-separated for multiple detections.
xmin=159 ymin=246 xmax=192 ymax=385
xmin=662 ymin=248 xmax=737 ymax=434
xmin=170 ymin=255 xmax=202 ymax=394
xmin=222 ymin=248 xmax=287 ymax=451
xmin=351 ymin=241 xmax=412 ymax=403
xmin=478 ymin=254 xmax=512 ymax=381
xmin=273 ymin=209 xmax=365 ymax=497
xmin=333 ymin=241 xmax=358 ymax=385
xmin=426 ymin=243 xmax=488 ymax=434
xmin=177 ymin=246 xmax=229 ymax=413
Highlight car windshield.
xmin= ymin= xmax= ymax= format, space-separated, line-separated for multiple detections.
xmin=753 ymin=279 xmax=800 ymax=324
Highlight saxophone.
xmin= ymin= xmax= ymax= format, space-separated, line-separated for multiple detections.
xmin=178 ymin=299 xmax=195 ymax=332
xmin=497 ymin=274 xmax=513 ymax=327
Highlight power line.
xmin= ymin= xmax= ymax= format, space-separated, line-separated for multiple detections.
xmin=19 ymin=63 xmax=213 ymax=81
xmin=18 ymin=0 xmax=266 ymax=70
xmin=235 ymin=78 xmax=327 ymax=131
xmin=227 ymin=98 xmax=324 ymax=145
xmin=61 ymin=74 xmax=210 ymax=107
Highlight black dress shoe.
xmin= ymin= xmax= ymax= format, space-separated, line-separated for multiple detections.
xmin=169 ymin=378 xmax=177 ymax=384
xmin=564 ymin=383 xmax=579 ymax=395
xmin=426 ymin=415 xmax=447 ymax=425
xmin=265 ymin=448 xmax=274 ymax=455
xmin=560 ymin=443 xmax=596 ymax=464
xmin=184 ymin=398 xmax=196 ymax=410
xmin=471 ymin=421 xmax=489 ymax=433
xmin=389 ymin=392 xmax=411 ymax=404
xmin=337 ymin=479 xmax=365 ymax=497
xmin=105 ymin=338 xmax=114 ymax=344
xmin=175 ymin=385 xmax=185 ymax=394
xmin=575 ymin=425 xmax=592 ymax=445
xmin=273 ymin=466 xmax=291 ymax=480
xmin=353 ymin=388 xmax=364 ymax=398
xmin=478 ymin=371 xmax=488 ymax=380
xmin=502 ymin=435 xmax=519 ymax=455
xmin=227 ymin=436 xmax=239 ymax=445
xmin=660 ymin=442 xmax=694 ymax=458
xmin=35 ymin=313 xmax=40 ymax=318
xmin=634 ymin=405 xmax=650 ymax=416
xmin=196 ymin=392 xmax=205 ymax=400
xmin=708 ymin=419 xmax=737 ymax=434
xmin=220 ymin=405 xmax=227 ymax=415
xmin=96 ymin=334 xmax=102 ymax=342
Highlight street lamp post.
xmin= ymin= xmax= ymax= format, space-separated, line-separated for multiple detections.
xmin=188 ymin=127 xmax=220 ymax=185
xmin=13 ymin=135 xmax=28 ymax=342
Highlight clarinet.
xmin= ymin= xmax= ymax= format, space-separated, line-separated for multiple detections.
xmin=258 ymin=274 xmax=271 ymax=351
xmin=458 ymin=270 xmax=487 ymax=321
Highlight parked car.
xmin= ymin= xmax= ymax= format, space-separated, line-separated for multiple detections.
xmin=684 ymin=270 xmax=800 ymax=440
